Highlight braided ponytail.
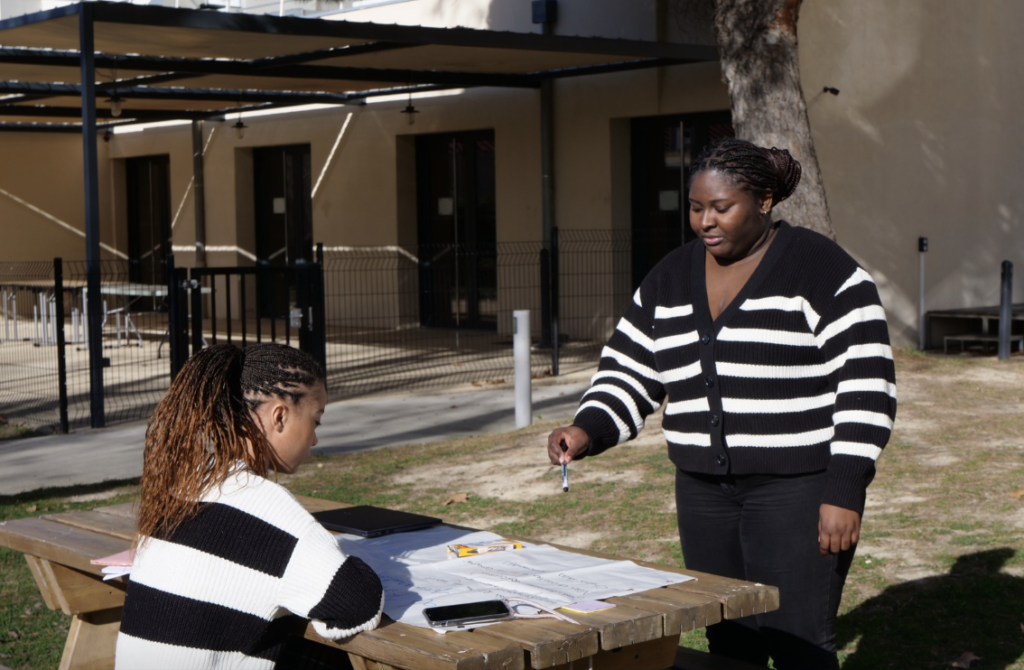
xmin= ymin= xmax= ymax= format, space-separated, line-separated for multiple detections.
xmin=136 ymin=342 xmax=325 ymax=545
xmin=690 ymin=138 xmax=802 ymax=207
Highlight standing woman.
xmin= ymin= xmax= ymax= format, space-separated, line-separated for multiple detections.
xmin=117 ymin=343 xmax=384 ymax=669
xmin=546 ymin=138 xmax=895 ymax=669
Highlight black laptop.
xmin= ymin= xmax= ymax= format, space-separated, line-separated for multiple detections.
xmin=312 ymin=505 xmax=441 ymax=538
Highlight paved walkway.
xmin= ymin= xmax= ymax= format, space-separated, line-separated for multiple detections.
xmin=0 ymin=377 xmax=591 ymax=497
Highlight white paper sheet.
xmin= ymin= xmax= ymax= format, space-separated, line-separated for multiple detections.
xmin=334 ymin=526 xmax=694 ymax=630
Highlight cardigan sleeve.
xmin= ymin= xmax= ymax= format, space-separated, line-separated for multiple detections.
xmin=572 ymin=282 xmax=667 ymax=456
xmin=277 ymin=521 xmax=384 ymax=640
xmin=813 ymin=266 xmax=897 ymax=514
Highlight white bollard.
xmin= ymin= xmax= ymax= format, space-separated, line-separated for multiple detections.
xmin=513 ymin=309 xmax=532 ymax=429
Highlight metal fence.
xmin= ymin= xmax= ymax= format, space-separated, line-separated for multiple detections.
xmin=0 ymin=229 xmax=633 ymax=431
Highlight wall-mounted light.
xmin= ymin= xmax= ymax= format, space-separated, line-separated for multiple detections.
xmin=105 ymin=94 xmax=124 ymax=117
xmin=823 ymin=86 xmax=840 ymax=96
xmin=233 ymin=114 xmax=247 ymax=139
xmin=102 ymin=128 xmax=112 ymax=143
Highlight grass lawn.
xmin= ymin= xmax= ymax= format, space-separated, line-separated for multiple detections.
xmin=2 ymin=348 xmax=1023 ymax=669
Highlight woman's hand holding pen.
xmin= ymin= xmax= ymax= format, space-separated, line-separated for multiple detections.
xmin=546 ymin=426 xmax=590 ymax=465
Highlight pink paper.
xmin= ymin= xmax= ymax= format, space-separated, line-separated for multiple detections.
xmin=91 ymin=549 xmax=134 ymax=567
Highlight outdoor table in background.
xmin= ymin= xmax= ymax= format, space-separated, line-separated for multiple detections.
xmin=0 ymin=496 xmax=779 ymax=670
xmin=926 ymin=303 xmax=1024 ymax=353
xmin=0 ymin=279 xmax=209 ymax=350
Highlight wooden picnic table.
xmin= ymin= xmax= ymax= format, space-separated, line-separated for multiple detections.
xmin=0 ymin=496 xmax=779 ymax=670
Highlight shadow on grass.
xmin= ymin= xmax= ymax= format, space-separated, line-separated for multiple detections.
xmin=838 ymin=548 xmax=1024 ymax=669
xmin=0 ymin=477 xmax=139 ymax=509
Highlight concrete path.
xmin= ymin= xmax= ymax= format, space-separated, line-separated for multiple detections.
xmin=0 ymin=378 xmax=590 ymax=497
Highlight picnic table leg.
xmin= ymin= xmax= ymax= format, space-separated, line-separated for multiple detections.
xmin=347 ymin=655 xmax=402 ymax=670
xmin=58 ymin=607 xmax=121 ymax=670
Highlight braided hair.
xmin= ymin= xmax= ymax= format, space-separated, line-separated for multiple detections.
xmin=690 ymin=138 xmax=802 ymax=208
xmin=135 ymin=342 xmax=325 ymax=544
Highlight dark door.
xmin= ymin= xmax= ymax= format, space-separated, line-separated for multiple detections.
xmin=630 ymin=112 xmax=734 ymax=288
xmin=253 ymin=144 xmax=313 ymax=317
xmin=126 ymin=155 xmax=171 ymax=295
xmin=416 ymin=130 xmax=497 ymax=330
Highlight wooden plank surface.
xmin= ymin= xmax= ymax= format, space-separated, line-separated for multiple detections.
xmin=540 ymin=635 xmax=679 ymax=670
xmin=0 ymin=517 xmax=127 ymax=574
xmin=91 ymin=502 xmax=137 ymax=519
xmin=664 ymin=573 xmax=778 ymax=620
xmin=41 ymin=511 xmax=136 ymax=542
xmin=608 ymin=588 xmax=721 ymax=635
xmin=557 ymin=602 xmax=664 ymax=651
xmin=476 ymin=617 xmax=599 ymax=669
xmin=305 ymin=618 xmax=525 ymax=670
xmin=294 ymin=495 xmax=351 ymax=514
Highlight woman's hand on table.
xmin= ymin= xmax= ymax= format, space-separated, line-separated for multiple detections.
xmin=818 ymin=504 xmax=861 ymax=556
xmin=546 ymin=426 xmax=590 ymax=465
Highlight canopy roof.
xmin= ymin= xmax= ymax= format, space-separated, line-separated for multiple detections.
xmin=0 ymin=3 xmax=719 ymax=132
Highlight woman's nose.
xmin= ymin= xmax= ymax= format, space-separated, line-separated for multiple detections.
xmin=695 ymin=211 xmax=715 ymax=230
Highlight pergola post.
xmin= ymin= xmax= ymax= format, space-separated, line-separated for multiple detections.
xmin=538 ymin=6 xmax=558 ymax=371
xmin=192 ymin=120 xmax=207 ymax=267
xmin=79 ymin=4 xmax=105 ymax=428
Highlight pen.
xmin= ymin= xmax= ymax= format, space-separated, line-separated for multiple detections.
xmin=560 ymin=441 xmax=569 ymax=492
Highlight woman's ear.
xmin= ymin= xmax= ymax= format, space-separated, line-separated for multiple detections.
xmin=268 ymin=400 xmax=289 ymax=434
xmin=759 ymin=192 xmax=773 ymax=215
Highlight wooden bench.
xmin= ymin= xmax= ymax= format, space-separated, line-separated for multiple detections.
xmin=943 ymin=332 xmax=1024 ymax=354
xmin=672 ymin=646 xmax=768 ymax=669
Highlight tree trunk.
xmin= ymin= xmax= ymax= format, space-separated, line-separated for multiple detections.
xmin=712 ymin=0 xmax=833 ymax=238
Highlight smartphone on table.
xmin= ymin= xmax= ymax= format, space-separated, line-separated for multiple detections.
xmin=423 ymin=600 xmax=512 ymax=628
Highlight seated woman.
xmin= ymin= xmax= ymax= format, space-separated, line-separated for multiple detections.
xmin=116 ymin=342 xmax=384 ymax=669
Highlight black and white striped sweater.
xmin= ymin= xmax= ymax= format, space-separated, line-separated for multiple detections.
xmin=573 ymin=222 xmax=896 ymax=514
xmin=116 ymin=468 xmax=384 ymax=669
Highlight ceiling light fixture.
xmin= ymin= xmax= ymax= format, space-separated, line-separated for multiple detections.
xmin=105 ymin=94 xmax=124 ymax=118
xmin=400 ymin=89 xmax=419 ymax=125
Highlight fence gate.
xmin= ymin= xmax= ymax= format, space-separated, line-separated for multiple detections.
xmin=166 ymin=253 xmax=326 ymax=381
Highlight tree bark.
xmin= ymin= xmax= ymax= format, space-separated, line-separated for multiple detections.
xmin=712 ymin=0 xmax=834 ymax=238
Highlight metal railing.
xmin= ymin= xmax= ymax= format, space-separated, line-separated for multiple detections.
xmin=0 ymin=230 xmax=633 ymax=431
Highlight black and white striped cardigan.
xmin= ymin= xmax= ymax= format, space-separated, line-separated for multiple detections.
xmin=116 ymin=468 xmax=384 ymax=669
xmin=573 ymin=222 xmax=896 ymax=514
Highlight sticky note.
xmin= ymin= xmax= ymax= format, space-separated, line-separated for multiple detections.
xmin=560 ymin=600 xmax=616 ymax=614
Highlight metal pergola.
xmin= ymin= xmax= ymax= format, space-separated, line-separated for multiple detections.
xmin=0 ymin=2 xmax=719 ymax=426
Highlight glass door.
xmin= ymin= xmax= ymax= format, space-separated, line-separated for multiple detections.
xmin=253 ymin=144 xmax=313 ymax=318
xmin=126 ymin=154 xmax=171 ymax=298
xmin=630 ymin=112 xmax=734 ymax=288
xmin=416 ymin=130 xmax=497 ymax=330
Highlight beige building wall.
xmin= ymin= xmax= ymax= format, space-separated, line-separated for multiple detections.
xmin=0 ymin=133 xmax=117 ymax=263
xmin=801 ymin=0 xmax=1024 ymax=346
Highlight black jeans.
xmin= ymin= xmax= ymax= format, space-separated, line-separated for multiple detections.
xmin=675 ymin=468 xmax=854 ymax=670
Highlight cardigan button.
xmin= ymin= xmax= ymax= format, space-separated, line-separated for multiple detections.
xmin=710 ymin=414 xmax=720 ymax=427
xmin=705 ymin=376 xmax=715 ymax=388
xmin=701 ymin=333 xmax=711 ymax=345
xmin=716 ymin=454 xmax=727 ymax=466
